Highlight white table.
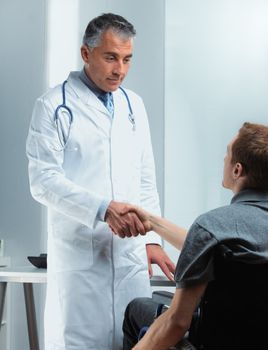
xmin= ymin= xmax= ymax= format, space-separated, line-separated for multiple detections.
xmin=0 ymin=267 xmax=174 ymax=350
xmin=0 ymin=266 xmax=47 ymax=350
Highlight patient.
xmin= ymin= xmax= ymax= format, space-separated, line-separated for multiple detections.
xmin=119 ymin=122 xmax=268 ymax=350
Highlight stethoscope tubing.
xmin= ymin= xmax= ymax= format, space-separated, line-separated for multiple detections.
xmin=54 ymin=80 xmax=73 ymax=124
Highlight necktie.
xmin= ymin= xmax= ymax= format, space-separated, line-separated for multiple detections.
xmin=98 ymin=92 xmax=114 ymax=116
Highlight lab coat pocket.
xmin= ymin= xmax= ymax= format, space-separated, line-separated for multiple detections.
xmin=125 ymin=242 xmax=148 ymax=269
xmin=126 ymin=251 xmax=144 ymax=266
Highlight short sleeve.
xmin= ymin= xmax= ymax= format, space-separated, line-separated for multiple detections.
xmin=174 ymin=222 xmax=218 ymax=288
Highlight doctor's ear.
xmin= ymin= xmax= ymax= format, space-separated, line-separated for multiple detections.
xmin=81 ymin=45 xmax=91 ymax=64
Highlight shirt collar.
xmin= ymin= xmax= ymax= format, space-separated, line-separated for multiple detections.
xmin=79 ymin=68 xmax=105 ymax=97
xmin=231 ymin=189 xmax=268 ymax=204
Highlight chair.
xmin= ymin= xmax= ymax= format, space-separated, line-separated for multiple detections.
xmin=152 ymin=244 xmax=268 ymax=350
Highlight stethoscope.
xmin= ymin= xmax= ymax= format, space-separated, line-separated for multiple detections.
xmin=54 ymin=80 xmax=136 ymax=148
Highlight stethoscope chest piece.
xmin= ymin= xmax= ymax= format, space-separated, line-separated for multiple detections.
xmin=119 ymin=86 xmax=136 ymax=131
xmin=128 ymin=113 xmax=136 ymax=131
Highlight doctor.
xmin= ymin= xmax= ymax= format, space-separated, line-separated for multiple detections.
xmin=26 ymin=13 xmax=175 ymax=350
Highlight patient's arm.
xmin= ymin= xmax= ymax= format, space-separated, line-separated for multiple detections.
xmin=121 ymin=206 xmax=187 ymax=250
xmin=147 ymin=213 xmax=187 ymax=250
xmin=133 ymin=282 xmax=207 ymax=350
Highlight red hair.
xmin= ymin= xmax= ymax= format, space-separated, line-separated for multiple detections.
xmin=231 ymin=122 xmax=268 ymax=190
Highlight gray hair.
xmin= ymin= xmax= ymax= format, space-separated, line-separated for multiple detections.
xmin=83 ymin=13 xmax=136 ymax=49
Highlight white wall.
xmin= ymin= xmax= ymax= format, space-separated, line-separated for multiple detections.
xmin=47 ymin=0 xmax=80 ymax=87
xmin=164 ymin=0 xmax=268 ymax=262
xmin=0 ymin=0 xmax=47 ymax=349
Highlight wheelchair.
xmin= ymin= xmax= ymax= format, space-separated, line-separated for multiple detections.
xmin=150 ymin=244 xmax=268 ymax=350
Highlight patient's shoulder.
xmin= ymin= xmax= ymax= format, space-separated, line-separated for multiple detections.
xmin=192 ymin=204 xmax=238 ymax=240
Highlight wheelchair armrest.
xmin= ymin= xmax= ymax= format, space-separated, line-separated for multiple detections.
xmin=152 ymin=290 xmax=174 ymax=306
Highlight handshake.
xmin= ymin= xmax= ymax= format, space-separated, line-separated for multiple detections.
xmin=105 ymin=200 xmax=152 ymax=238
xmin=105 ymin=200 xmax=183 ymax=280
xmin=105 ymin=200 xmax=187 ymax=251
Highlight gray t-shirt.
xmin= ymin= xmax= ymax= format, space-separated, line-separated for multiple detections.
xmin=175 ymin=189 xmax=268 ymax=288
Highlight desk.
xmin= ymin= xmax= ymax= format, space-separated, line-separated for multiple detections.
xmin=0 ymin=267 xmax=173 ymax=350
xmin=0 ymin=267 xmax=47 ymax=350
xmin=150 ymin=275 xmax=176 ymax=287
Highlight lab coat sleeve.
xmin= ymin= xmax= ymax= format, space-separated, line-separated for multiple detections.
xmin=139 ymin=101 xmax=162 ymax=246
xmin=26 ymin=96 xmax=104 ymax=229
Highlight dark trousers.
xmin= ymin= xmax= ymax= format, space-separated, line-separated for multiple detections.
xmin=122 ymin=297 xmax=158 ymax=350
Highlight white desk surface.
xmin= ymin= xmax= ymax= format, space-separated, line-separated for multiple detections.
xmin=0 ymin=266 xmax=174 ymax=286
xmin=0 ymin=266 xmax=47 ymax=283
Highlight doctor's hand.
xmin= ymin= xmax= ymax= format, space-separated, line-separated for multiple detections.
xmin=105 ymin=200 xmax=149 ymax=238
xmin=119 ymin=205 xmax=153 ymax=232
xmin=146 ymin=244 xmax=176 ymax=281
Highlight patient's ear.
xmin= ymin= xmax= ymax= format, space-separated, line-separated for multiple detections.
xmin=233 ymin=162 xmax=244 ymax=179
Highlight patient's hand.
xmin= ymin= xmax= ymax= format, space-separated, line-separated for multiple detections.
xmin=128 ymin=206 xmax=152 ymax=231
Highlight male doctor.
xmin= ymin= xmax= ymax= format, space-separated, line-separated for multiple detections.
xmin=26 ymin=13 xmax=175 ymax=350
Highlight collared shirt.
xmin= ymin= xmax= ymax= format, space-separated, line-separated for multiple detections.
xmin=79 ymin=69 xmax=114 ymax=115
xmin=174 ymin=189 xmax=268 ymax=288
xmin=79 ymin=68 xmax=104 ymax=96
xmin=79 ymin=68 xmax=111 ymax=221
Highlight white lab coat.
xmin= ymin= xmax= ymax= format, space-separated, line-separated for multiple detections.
xmin=26 ymin=71 xmax=161 ymax=350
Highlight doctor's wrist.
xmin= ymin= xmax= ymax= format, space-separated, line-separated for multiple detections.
xmin=97 ymin=199 xmax=111 ymax=222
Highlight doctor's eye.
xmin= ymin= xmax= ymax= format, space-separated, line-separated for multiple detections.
xmin=123 ymin=57 xmax=131 ymax=64
xmin=104 ymin=55 xmax=115 ymax=62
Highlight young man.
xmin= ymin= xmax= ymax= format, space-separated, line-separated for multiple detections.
xmin=121 ymin=122 xmax=268 ymax=350
xmin=26 ymin=13 xmax=174 ymax=350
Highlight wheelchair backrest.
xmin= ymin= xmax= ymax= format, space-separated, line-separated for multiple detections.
xmin=190 ymin=244 xmax=268 ymax=350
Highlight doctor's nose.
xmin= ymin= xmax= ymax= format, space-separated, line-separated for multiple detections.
xmin=112 ymin=60 xmax=126 ymax=76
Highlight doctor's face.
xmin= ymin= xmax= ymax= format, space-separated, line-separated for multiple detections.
xmin=81 ymin=30 xmax=133 ymax=92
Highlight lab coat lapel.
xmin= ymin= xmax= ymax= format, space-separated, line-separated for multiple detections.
xmin=112 ymin=88 xmax=127 ymax=123
xmin=67 ymin=71 xmax=109 ymax=115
